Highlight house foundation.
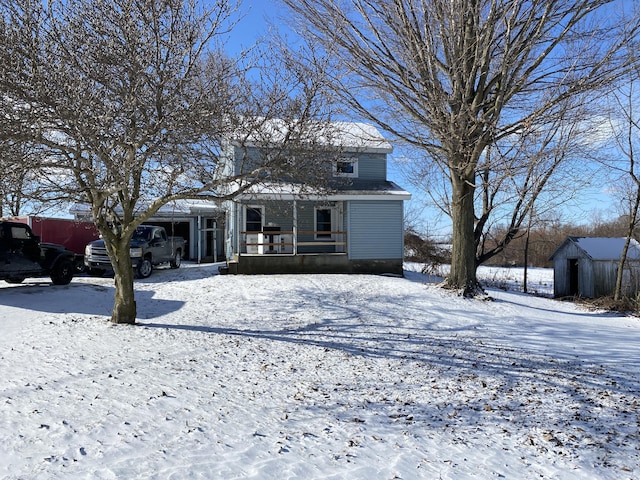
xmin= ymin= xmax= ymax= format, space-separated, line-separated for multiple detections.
xmin=221 ymin=254 xmax=403 ymax=275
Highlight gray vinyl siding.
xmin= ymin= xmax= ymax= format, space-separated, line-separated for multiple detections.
xmin=295 ymin=201 xmax=344 ymax=253
xmin=215 ymin=143 xmax=236 ymax=180
xmin=262 ymin=202 xmax=294 ymax=230
xmin=347 ymin=200 xmax=403 ymax=260
xmin=231 ymin=146 xmax=388 ymax=181
xmin=356 ymin=153 xmax=387 ymax=181
xmin=235 ymin=200 xmax=345 ymax=254
xmin=235 ymin=201 xmax=296 ymax=233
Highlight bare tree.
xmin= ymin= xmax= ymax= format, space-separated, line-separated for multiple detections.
xmin=474 ymin=103 xmax=591 ymax=266
xmin=607 ymin=80 xmax=640 ymax=301
xmin=0 ymin=0 xmax=331 ymax=323
xmin=0 ymin=141 xmax=33 ymax=217
xmin=0 ymin=138 xmax=70 ymax=216
xmin=283 ymin=0 xmax=638 ymax=295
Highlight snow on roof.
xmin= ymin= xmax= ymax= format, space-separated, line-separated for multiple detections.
xmin=69 ymin=199 xmax=222 ymax=218
xmin=328 ymin=121 xmax=393 ymax=153
xmin=234 ymin=180 xmax=411 ymax=201
xmin=236 ymin=119 xmax=393 ymax=154
xmin=572 ymin=237 xmax=640 ymax=260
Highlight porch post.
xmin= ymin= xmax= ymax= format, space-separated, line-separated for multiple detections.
xmin=237 ymin=203 xmax=242 ymax=256
xmin=197 ymin=215 xmax=202 ymax=264
xmin=293 ymin=198 xmax=298 ymax=255
xmin=213 ymin=220 xmax=217 ymax=263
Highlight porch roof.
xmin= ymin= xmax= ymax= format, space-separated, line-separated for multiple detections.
xmin=235 ymin=180 xmax=411 ymax=201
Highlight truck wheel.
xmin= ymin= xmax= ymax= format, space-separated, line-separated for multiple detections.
xmin=51 ymin=259 xmax=74 ymax=285
xmin=87 ymin=268 xmax=106 ymax=277
xmin=170 ymin=251 xmax=182 ymax=269
xmin=5 ymin=277 xmax=25 ymax=284
xmin=136 ymin=258 xmax=153 ymax=278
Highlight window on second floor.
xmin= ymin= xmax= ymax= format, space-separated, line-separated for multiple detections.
xmin=333 ymin=157 xmax=358 ymax=178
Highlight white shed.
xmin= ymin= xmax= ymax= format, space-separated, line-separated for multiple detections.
xmin=549 ymin=237 xmax=640 ymax=298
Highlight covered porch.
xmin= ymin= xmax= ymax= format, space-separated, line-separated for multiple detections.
xmin=220 ymin=186 xmax=407 ymax=275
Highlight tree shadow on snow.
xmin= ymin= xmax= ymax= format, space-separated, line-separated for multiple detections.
xmin=140 ymin=283 xmax=639 ymax=393
xmin=142 ymin=290 xmax=640 ymax=469
xmin=131 ymin=269 xmax=639 ymax=468
xmin=0 ymin=280 xmax=184 ymax=318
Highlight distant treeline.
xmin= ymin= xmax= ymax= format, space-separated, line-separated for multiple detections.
xmin=406 ymin=215 xmax=636 ymax=269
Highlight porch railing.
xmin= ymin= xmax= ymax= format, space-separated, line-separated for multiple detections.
xmin=240 ymin=230 xmax=347 ymax=254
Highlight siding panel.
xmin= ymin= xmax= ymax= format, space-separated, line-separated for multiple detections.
xmin=348 ymin=201 xmax=403 ymax=259
xmin=357 ymin=153 xmax=387 ymax=181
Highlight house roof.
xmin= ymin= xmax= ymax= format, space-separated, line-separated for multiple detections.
xmin=235 ymin=119 xmax=393 ymax=154
xmin=327 ymin=122 xmax=393 ymax=153
xmin=550 ymin=236 xmax=640 ymax=261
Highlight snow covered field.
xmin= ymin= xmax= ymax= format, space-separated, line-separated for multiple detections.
xmin=0 ymin=263 xmax=638 ymax=479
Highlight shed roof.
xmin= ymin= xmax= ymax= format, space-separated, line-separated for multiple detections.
xmin=550 ymin=236 xmax=640 ymax=261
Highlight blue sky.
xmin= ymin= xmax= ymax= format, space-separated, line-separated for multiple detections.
xmin=223 ymin=2 xmax=620 ymax=238
xmin=225 ymin=2 xmax=289 ymax=54
xmin=222 ymin=3 xmax=453 ymax=235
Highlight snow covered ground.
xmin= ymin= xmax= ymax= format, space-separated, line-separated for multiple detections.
xmin=0 ymin=263 xmax=638 ymax=479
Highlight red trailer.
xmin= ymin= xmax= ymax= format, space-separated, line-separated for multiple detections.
xmin=11 ymin=216 xmax=100 ymax=269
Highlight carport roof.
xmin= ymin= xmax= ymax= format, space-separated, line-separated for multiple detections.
xmin=69 ymin=199 xmax=223 ymax=218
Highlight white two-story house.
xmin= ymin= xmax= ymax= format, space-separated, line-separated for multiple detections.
xmin=220 ymin=121 xmax=411 ymax=275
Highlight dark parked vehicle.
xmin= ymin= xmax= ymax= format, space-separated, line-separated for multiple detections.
xmin=11 ymin=216 xmax=99 ymax=272
xmin=84 ymin=225 xmax=185 ymax=278
xmin=0 ymin=220 xmax=75 ymax=285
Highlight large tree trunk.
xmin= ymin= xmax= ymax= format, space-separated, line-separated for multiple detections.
xmin=446 ymin=171 xmax=480 ymax=296
xmin=110 ymin=243 xmax=137 ymax=324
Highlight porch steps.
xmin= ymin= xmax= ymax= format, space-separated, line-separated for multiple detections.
xmin=218 ymin=261 xmax=238 ymax=275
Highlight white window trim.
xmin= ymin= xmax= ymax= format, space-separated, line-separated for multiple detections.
xmin=333 ymin=157 xmax=358 ymax=178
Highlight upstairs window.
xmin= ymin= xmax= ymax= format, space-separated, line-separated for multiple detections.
xmin=334 ymin=157 xmax=358 ymax=178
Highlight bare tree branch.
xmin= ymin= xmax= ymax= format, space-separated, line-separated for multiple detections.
xmin=283 ymin=0 xmax=639 ymax=295
xmin=0 ymin=0 xmax=333 ymax=323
